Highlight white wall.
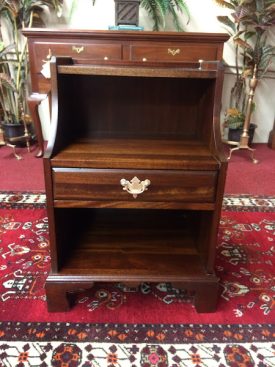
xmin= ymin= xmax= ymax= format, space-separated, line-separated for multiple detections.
xmin=43 ymin=0 xmax=275 ymax=142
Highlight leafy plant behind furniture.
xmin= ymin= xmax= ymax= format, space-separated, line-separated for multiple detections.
xmin=214 ymin=0 xmax=275 ymax=129
xmin=140 ymin=0 xmax=190 ymax=30
xmin=0 ymin=0 xmax=63 ymax=125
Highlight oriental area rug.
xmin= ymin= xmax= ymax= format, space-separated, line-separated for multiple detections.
xmin=0 ymin=192 xmax=274 ymax=367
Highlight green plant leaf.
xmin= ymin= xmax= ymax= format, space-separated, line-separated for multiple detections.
xmin=213 ymin=0 xmax=236 ymax=10
xmin=0 ymin=72 xmax=16 ymax=91
xmin=172 ymin=0 xmax=190 ymax=24
xmin=217 ymin=15 xmax=236 ymax=32
xmin=141 ymin=0 xmax=166 ymax=30
xmin=234 ymin=36 xmax=253 ymax=50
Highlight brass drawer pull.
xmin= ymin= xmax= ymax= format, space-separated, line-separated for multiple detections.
xmin=72 ymin=46 xmax=84 ymax=54
xmin=142 ymin=57 xmax=147 ymax=62
xmin=104 ymin=56 xmax=109 ymax=61
xmin=120 ymin=176 xmax=151 ymax=198
xmin=168 ymin=48 xmax=180 ymax=56
xmin=42 ymin=48 xmax=52 ymax=63
xmin=41 ymin=48 xmax=52 ymax=79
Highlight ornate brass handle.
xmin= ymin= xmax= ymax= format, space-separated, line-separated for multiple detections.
xmin=120 ymin=176 xmax=151 ymax=198
xmin=41 ymin=49 xmax=52 ymax=79
xmin=168 ymin=48 xmax=180 ymax=56
xmin=72 ymin=46 xmax=84 ymax=54
xmin=42 ymin=48 xmax=52 ymax=63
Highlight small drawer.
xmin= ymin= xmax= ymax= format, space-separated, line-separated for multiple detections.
xmin=53 ymin=168 xmax=217 ymax=203
xmin=130 ymin=44 xmax=218 ymax=63
xmin=32 ymin=41 xmax=122 ymax=74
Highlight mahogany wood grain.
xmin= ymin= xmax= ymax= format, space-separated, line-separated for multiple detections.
xmin=53 ymin=200 xmax=216 ymax=210
xmin=31 ymin=42 xmax=123 ymax=74
xmin=50 ymin=138 xmax=219 ymax=170
xmin=52 ymin=168 xmax=217 ymax=203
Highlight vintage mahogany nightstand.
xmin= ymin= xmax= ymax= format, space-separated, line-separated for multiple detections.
xmin=25 ymin=29 xmax=228 ymax=312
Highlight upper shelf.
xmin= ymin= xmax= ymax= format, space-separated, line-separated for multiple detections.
xmin=57 ymin=63 xmax=220 ymax=79
xmin=50 ymin=138 xmax=219 ymax=170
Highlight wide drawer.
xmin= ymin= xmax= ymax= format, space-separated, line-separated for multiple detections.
xmin=53 ymin=168 xmax=217 ymax=202
xmin=130 ymin=44 xmax=218 ymax=63
xmin=32 ymin=41 xmax=122 ymax=73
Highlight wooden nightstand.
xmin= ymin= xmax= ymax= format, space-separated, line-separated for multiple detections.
xmin=25 ymin=30 xmax=228 ymax=313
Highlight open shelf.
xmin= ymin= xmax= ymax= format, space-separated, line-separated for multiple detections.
xmin=51 ymin=137 xmax=219 ymax=170
xmin=58 ymin=64 xmax=219 ymax=79
xmin=55 ymin=208 xmax=207 ymax=281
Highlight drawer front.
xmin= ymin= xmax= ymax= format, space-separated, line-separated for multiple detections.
xmin=32 ymin=41 xmax=122 ymax=73
xmin=130 ymin=44 xmax=218 ymax=63
xmin=53 ymin=168 xmax=217 ymax=202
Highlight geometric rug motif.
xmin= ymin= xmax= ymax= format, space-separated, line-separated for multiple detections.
xmin=1 ymin=191 xmax=275 ymax=211
xmin=0 ymin=192 xmax=46 ymax=209
xmin=0 ymin=322 xmax=275 ymax=366
xmin=0 ymin=339 xmax=275 ymax=367
xmin=222 ymin=194 xmax=275 ymax=212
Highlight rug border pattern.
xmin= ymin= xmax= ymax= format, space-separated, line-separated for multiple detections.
xmin=0 ymin=322 xmax=274 ymax=343
xmin=0 ymin=192 xmax=275 ymax=211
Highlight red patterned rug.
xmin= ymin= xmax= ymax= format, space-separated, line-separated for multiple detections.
xmin=0 ymin=192 xmax=274 ymax=366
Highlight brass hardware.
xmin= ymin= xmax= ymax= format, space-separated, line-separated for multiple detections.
xmin=120 ymin=176 xmax=151 ymax=198
xmin=104 ymin=56 xmax=109 ymax=61
xmin=42 ymin=49 xmax=52 ymax=63
xmin=72 ymin=46 xmax=84 ymax=54
xmin=142 ymin=57 xmax=147 ymax=62
xmin=41 ymin=49 xmax=52 ymax=79
xmin=168 ymin=48 xmax=180 ymax=56
xmin=198 ymin=59 xmax=203 ymax=70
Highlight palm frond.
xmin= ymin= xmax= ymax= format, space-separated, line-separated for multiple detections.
xmin=172 ymin=0 xmax=190 ymax=21
xmin=141 ymin=0 xmax=166 ymax=30
xmin=167 ymin=1 xmax=182 ymax=31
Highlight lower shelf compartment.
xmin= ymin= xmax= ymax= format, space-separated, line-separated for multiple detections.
xmin=54 ymin=208 xmax=210 ymax=280
xmin=47 ymin=208 xmax=219 ymax=313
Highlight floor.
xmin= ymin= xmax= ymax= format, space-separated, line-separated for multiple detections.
xmin=0 ymin=142 xmax=275 ymax=195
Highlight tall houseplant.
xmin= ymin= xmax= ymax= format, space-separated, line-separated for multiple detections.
xmin=0 ymin=0 xmax=63 ymax=141
xmin=215 ymin=0 xmax=275 ymax=138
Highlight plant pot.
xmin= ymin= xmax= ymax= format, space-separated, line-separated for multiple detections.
xmin=114 ymin=0 xmax=141 ymax=26
xmin=1 ymin=121 xmax=35 ymax=147
xmin=228 ymin=123 xmax=257 ymax=146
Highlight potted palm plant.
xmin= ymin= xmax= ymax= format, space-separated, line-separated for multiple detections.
xmin=215 ymin=0 xmax=275 ymax=144
xmin=0 ymin=0 xmax=63 ymax=145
